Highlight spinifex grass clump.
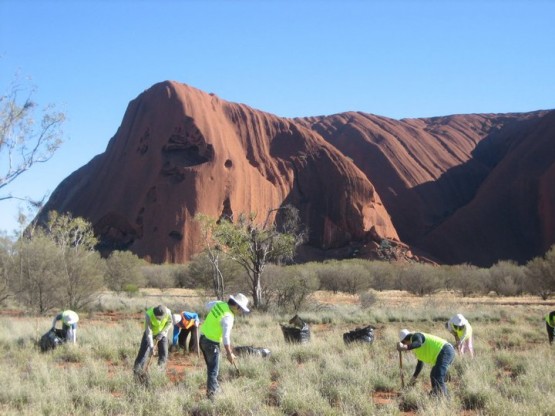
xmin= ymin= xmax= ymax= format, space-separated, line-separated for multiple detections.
xmin=1 ymin=291 xmax=555 ymax=415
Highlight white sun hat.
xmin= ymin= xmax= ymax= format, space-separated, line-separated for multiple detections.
xmin=230 ymin=293 xmax=250 ymax=313
xmin=452 ymin=314 xmax=468 ymax=326
xmin=399 ymin=328 xmax=411 ymax=342
xmin=63 ymin=310 xmax=79 ymax=325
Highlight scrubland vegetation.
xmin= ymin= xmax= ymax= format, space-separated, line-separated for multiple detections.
xmin=2 ymin=214 xmax=555 ymax=414
xmin=1 ymin=290 xmax=555 ymax=415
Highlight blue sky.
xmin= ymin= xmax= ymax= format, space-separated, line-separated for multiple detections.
xmin=1 ymin=0 xmax=554 ymax=234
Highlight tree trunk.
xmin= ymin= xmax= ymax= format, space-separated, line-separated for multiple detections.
xmin=252 ymin=270 xmax=262 ymax=309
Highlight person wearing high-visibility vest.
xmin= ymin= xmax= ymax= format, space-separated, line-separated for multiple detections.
xmin=397 ymin=328 xmax=455 ymax=397
xmin=445 ymin=314 xmax=474 ymax=357
xmin=171 ymin=311 xmax=200 ymax=353
xmin=133 ymin=305 xmax=172 ymax=375
xmin=199 ymin=293 xmax=250 ymax=399
xmin=51 ymin=310 xmax=79 ymax=344
xmin=545 ymin=311 xmax=555 ymax=344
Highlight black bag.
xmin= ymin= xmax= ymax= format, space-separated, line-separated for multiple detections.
xmin=343 ymin=325 xmax=375 ymax=344
xmin=40 ymin=328 xmax=65 ymax=352
xmin=233 ymin=346 xmax=271 ymax=358
xmin=281 ymin=315 xmax=311 ymax=344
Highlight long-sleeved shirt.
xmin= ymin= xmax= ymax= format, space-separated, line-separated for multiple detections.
xmin=405 ymin=332 xmax=426 ymax=378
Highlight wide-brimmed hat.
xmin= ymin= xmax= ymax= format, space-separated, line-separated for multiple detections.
xmin=230 ymin=293 xmax=250 ymax=313
xmin=452 ymin=314 xmax=468 ymax=326
xmin=172 ymin=313 xmax=182 ymax=326
xmin=64 ymin=310 xmax=79 ymax=325
xmin=399 ymin=328 xmax=411 ymax=342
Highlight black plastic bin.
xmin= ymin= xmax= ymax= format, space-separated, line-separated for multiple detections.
xmin=281 ymin=323 xmax=311 ymax=343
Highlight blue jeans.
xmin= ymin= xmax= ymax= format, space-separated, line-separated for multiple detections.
xmin=133 ymin=332 xmax=168 ymax=373
xmin=200 ymin=335 xmax=220 ymax=397
xmin=430 ymin=343 xmax=455 ymax=397
xmin=546 ymin=322 xmax=555 ymax=344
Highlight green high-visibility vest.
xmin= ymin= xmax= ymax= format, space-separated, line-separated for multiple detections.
xmin=146 ymin=307 xmax=169 ymax=336
xmin=454 ymin=323 xmax=472 ymax=341
xmin=411 ymin=333 xmax=447 ymax=365
xmin=546 ymin=314 xmax=555 ymax=328
xmin=200 ymin=302 xmax=233 ymax=343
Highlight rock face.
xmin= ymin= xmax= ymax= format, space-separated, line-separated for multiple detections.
xmin=40 ymin=81 xmax=555 ymax=266
xmin=298 ymin=110 xmax=555 ymax=266
xmin=41 ymin=81 xmax=398 ymax=263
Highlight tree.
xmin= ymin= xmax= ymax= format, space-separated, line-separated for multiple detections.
xmin=487 ymin=260 xmax=526 ymax=296
xmin=0 ymin=233 xmax=13 ymax=305
xmin=525 ymin=245 xmax=555 ymax=300
xmin=208 ymin=205 xmax=306 ymax=309
xmin=186 ymin=252 xmax=247 ymax=295
xmin=195 ymin=213 xmax=227 ymax=300
xmin=10 ymin=212 xmax=104 ymax=312
xmin=105 ymin=250 xmax=146 ymax=293
xmin=11 ymin=234 xmax=63 ymax=313
xmin=0 ymin=75 xmax=65 ymax=202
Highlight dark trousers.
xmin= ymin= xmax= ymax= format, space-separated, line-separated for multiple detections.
xmin=547 ymin=322 xmax=555 ymax=344
xmin=178 ymin=326 xmax=198 ymax=352
xmin=133 ymin=332 xmax=168 ymax=373
xmin=199 ymin=335 xmax=220 ymax=397
xmin=430 ymin=343 xmax=455 ymax=397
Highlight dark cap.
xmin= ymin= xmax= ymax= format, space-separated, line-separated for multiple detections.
xmin=153 ymin=305 xmax=166 ymax=317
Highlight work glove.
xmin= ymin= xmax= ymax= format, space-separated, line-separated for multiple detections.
xmin=156 ymin=333 xmax=165 ymax=341
xmin=397 ymin=342 xmax=408 ymax=352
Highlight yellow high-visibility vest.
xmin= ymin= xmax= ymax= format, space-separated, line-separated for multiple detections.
xmin=200 ymin=302 xmax=233 ymax=343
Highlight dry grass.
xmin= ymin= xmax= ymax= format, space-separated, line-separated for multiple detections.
xmin=1 ymin=290 xmax=555 ymax=415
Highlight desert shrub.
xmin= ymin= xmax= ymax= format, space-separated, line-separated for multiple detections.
xmin=524 ymin=246 xmax=555 ymax=299
xmin=141 ymin=263 xmax=176 ymax=290
xmin=317 ymin=260 xmax=372 ymax=294
xmin=363 ymin=261 xmax=399 ymax=291
xmin=359 ymin=289 xmax=378 ymax=309
xmin=186 ymin=252 xmax=247 ymax=295
xmin=487 ymin=260 xmax=526 ymax=296
xmin=263 ymin=264 xmax=318 ymax=312
xmin=396 ymin=263 xmax=440 ymax=295
xmin=104 ymin=250 xmax=146 ymax=293
xmin=10 ymin=235 xmax=64 ymax=313
xmin=0 ymin=234 xmax=13 ymax=305
xmin=445 ymin=264 xmax=488 ymax=296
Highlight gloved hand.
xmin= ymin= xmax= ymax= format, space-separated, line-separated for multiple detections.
xmin=397 ymin=342 xmax=408 ymax=352
xmin=156 ymin=333 xmax=165 ymax=341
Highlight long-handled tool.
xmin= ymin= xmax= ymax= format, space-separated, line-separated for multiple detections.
xmin=196 ymin=325 xmax=200 ymax=359
xmin=232 ymin=360 xmax=240 ymax=376
xmin=399 ymin=350 xmax=405 ymax=388
xmin=137 ymin=339 xmax=159 ymax=386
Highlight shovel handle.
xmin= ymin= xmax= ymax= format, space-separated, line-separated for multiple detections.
xmin=399 ymin=351 xmax=405 ymax=388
